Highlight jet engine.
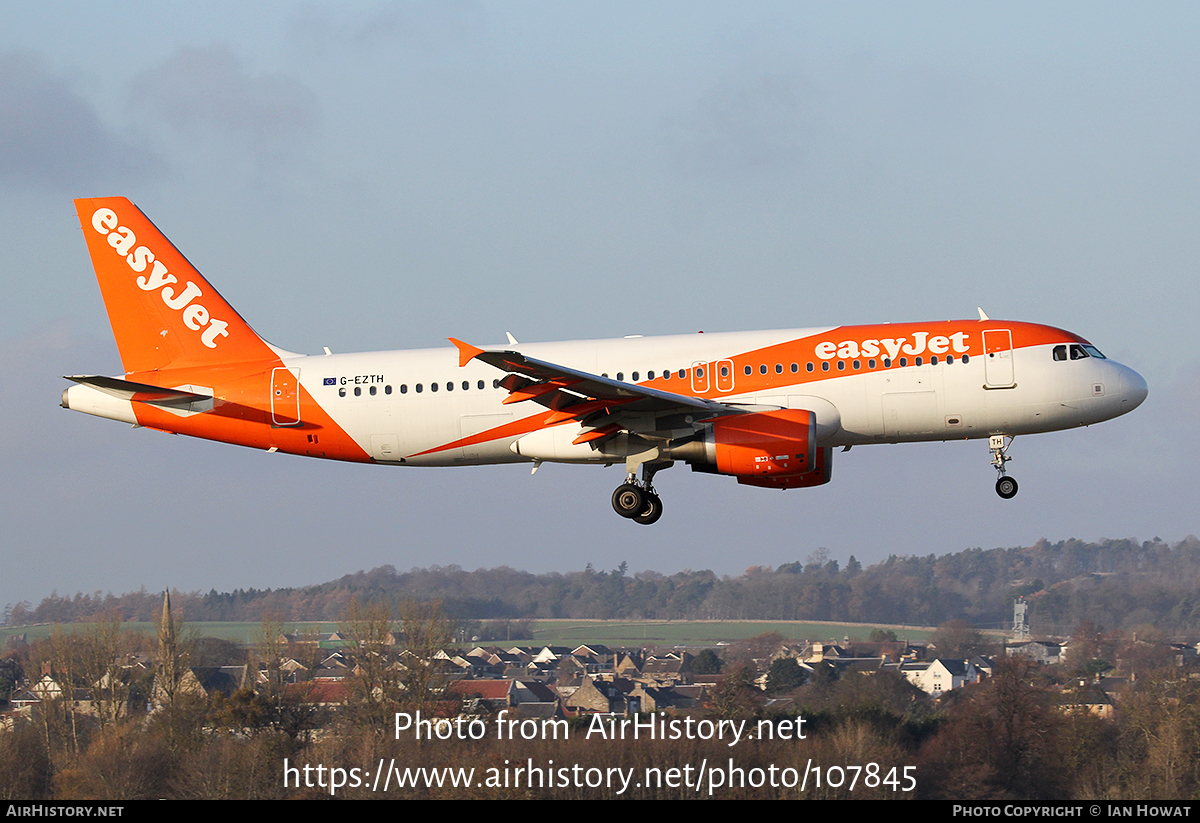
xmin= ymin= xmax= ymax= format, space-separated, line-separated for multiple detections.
xmin=671 ymin=409 xmax=833 ymax=488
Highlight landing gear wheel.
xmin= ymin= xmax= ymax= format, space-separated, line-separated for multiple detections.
xmin=612 ymin=483 xmax=645 ymax=518
xmin=633 ymin=492 xmax=663 ymax=525
xmin=995 ymin=476 xmax=1019 ymax=499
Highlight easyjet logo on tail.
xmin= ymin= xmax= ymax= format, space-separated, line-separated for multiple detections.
xmin=90 ymin=207 xmax=229 ymax=349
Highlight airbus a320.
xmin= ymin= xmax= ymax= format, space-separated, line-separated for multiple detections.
xmin=62 ymin=197 xmax=1148 ymax=524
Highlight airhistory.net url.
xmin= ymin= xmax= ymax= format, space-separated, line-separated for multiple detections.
xmin=282 ymin=757 xmax=916 ymax=797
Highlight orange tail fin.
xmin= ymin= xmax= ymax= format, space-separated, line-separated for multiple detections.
xmin=74 ymin=197 xmax=278 ymax=374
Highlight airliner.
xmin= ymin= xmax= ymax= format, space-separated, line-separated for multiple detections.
xmin=62 ymin=197 xmax=1148 ymax=524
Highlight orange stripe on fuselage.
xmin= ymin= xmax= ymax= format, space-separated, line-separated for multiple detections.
xmin=406 ymin=320 xmax=1084 ymax=457
xmin=412 ymin=400 xmax=636 ymax=457
xmin=126 ymin=361 xmax=372 ymax=462
xmin=640 ymin=320 xmax=1084 ymax=398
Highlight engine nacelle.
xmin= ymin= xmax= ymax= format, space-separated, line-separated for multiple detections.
xmin=736 ymin=445 xmax=833 ymax=488
xmin=713 ymin=408 xmax=816 ymax=478
xmin=674 ymin=409 xmax=831 ymax=487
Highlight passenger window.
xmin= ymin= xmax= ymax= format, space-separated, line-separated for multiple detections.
xmin=385 ymin=385 xmax=392 ymax=394
xmin=648 ymin=371 xmax=655 ymax=380
xmin=416 ymin=384 xmax=423 ymax=393
xmin=370 ymin=385 xmax=377 ymax=396
xmin=338 ymin=388 xmax=345 ymax=397
xmin=852 ymin=360 xmax=861 ymax=370
xmin=401 ymin=385 xmax=408 ymax=394
xmin=775 ymin=364 xmax=783 ymax=374
xmin=354 ymin=387 xmax=361 ymax=396
xmin=760 ymin=365 xmax=767 ymax=375
xmin=806 ymin=362 xmax=814 ymax=372
xmin=431 ymin=383 xmax=438 ymax=392
xmin=477 ymin=380 xmax=485 ymax=390
xmin=744 ymin=365 xmax=752 ymax=376
xmin=791 ymin=363 xmax=798 ymax=373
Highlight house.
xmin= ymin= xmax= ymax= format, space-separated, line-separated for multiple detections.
xmin=642 ymin=654 xmax=694 ymax=686
xmin=448 ymin=679 xmax=518 ymax=709
xmin=1060 ymin=681 xmax=1115 ymax=719
xmin=560 ymin=676 xmax=639 ymax=714
xmin=901 ymin=659 xmax=980 ymax=695
xmin=1006 ymin=641 xmax=1063 ymax=665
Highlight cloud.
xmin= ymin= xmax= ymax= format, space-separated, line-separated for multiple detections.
xmin=128 ymin=45 xmax=319 ymax=169
xmin=666 ymin=67 xmax=815 ymax=175
xmin=286 ymin=1 xmax=483 ymax=58
xmin=0 ymin=51 xmax=163 ymax=191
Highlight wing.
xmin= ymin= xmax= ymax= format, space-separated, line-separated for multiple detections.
xmin=449 ymin=338 xmax=742 ymax=445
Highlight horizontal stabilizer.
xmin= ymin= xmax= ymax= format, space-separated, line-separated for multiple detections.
xmin=64 ymin=375 xmax=211 ymax=408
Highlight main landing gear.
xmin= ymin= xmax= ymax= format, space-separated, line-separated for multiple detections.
xmin=611 ymin=462 xmax=667 ymax=525
xmin=990 ymin=434 xmax=1018 ymax=499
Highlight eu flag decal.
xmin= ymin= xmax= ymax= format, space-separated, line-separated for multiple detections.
xmin=323 ymin=377 xmax=336 ymax=386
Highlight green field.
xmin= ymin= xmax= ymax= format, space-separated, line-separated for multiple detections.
xmin=521 ymin=619 xmax=937 ymax=646
xmin=1 ymin=618 xmax=937 ymax=648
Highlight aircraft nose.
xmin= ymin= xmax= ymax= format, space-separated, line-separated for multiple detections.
xmin=1119 ymin=365 xmax=1148 ymax=411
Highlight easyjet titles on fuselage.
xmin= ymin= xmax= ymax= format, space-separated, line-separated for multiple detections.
xmin=88 ymin=207 xmax=230 ymax=349
xmin=814 ymin=331 xmax=971 ymax=361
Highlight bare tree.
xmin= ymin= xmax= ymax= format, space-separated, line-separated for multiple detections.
xmin=396 ymin=599 xmax=456 ymax=715
xmin=340 ymin=596 xmax=398 ymax=726
xmin=257 ymin=609 xmax=288 ymax=701
xmin=80 ymin=610 xmax=137 ymax=728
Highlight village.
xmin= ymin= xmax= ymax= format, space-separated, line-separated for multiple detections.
xmin=5 ymin=593 xmax=1187 ymax=730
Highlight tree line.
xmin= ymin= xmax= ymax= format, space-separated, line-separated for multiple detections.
xmin=9 ymin=535 xmax=1200 ymax=633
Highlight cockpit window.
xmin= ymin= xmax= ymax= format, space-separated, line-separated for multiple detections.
xmin=1053 ymin=345 xmax=1067 ymax=361
xmin=1070 ymin=344 xmax=1088 ymax=360
xmin=1082 ymin=344 xmax=1106 ymax=359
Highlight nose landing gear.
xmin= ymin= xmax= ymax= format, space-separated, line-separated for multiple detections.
xmin=990 ymin=435 xmax=1018 ymax=499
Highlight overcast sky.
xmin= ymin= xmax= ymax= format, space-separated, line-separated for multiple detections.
xmin=2 ymin=2 xmax=1197 ymax=613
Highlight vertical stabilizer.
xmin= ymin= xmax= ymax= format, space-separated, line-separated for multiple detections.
xmin=74 ymin=197 xmax=277 ymax=374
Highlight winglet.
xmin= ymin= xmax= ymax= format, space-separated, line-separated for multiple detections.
xmin=449 ymin=338 xmax=485 ymax=367
xmin=977 ymin=307 xmax=990 ymax=321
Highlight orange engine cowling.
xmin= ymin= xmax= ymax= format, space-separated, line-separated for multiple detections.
xmin=673 ymin=409 xmax=834 ymax=488
xmin=735 ymin=444 xmax=833 ymax=488
xmin=711 ymin=408 xmax=816 ymax=477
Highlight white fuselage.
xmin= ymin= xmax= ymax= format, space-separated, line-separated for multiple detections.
xmin=287 ymin=326 xmax=1146 ymax=467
